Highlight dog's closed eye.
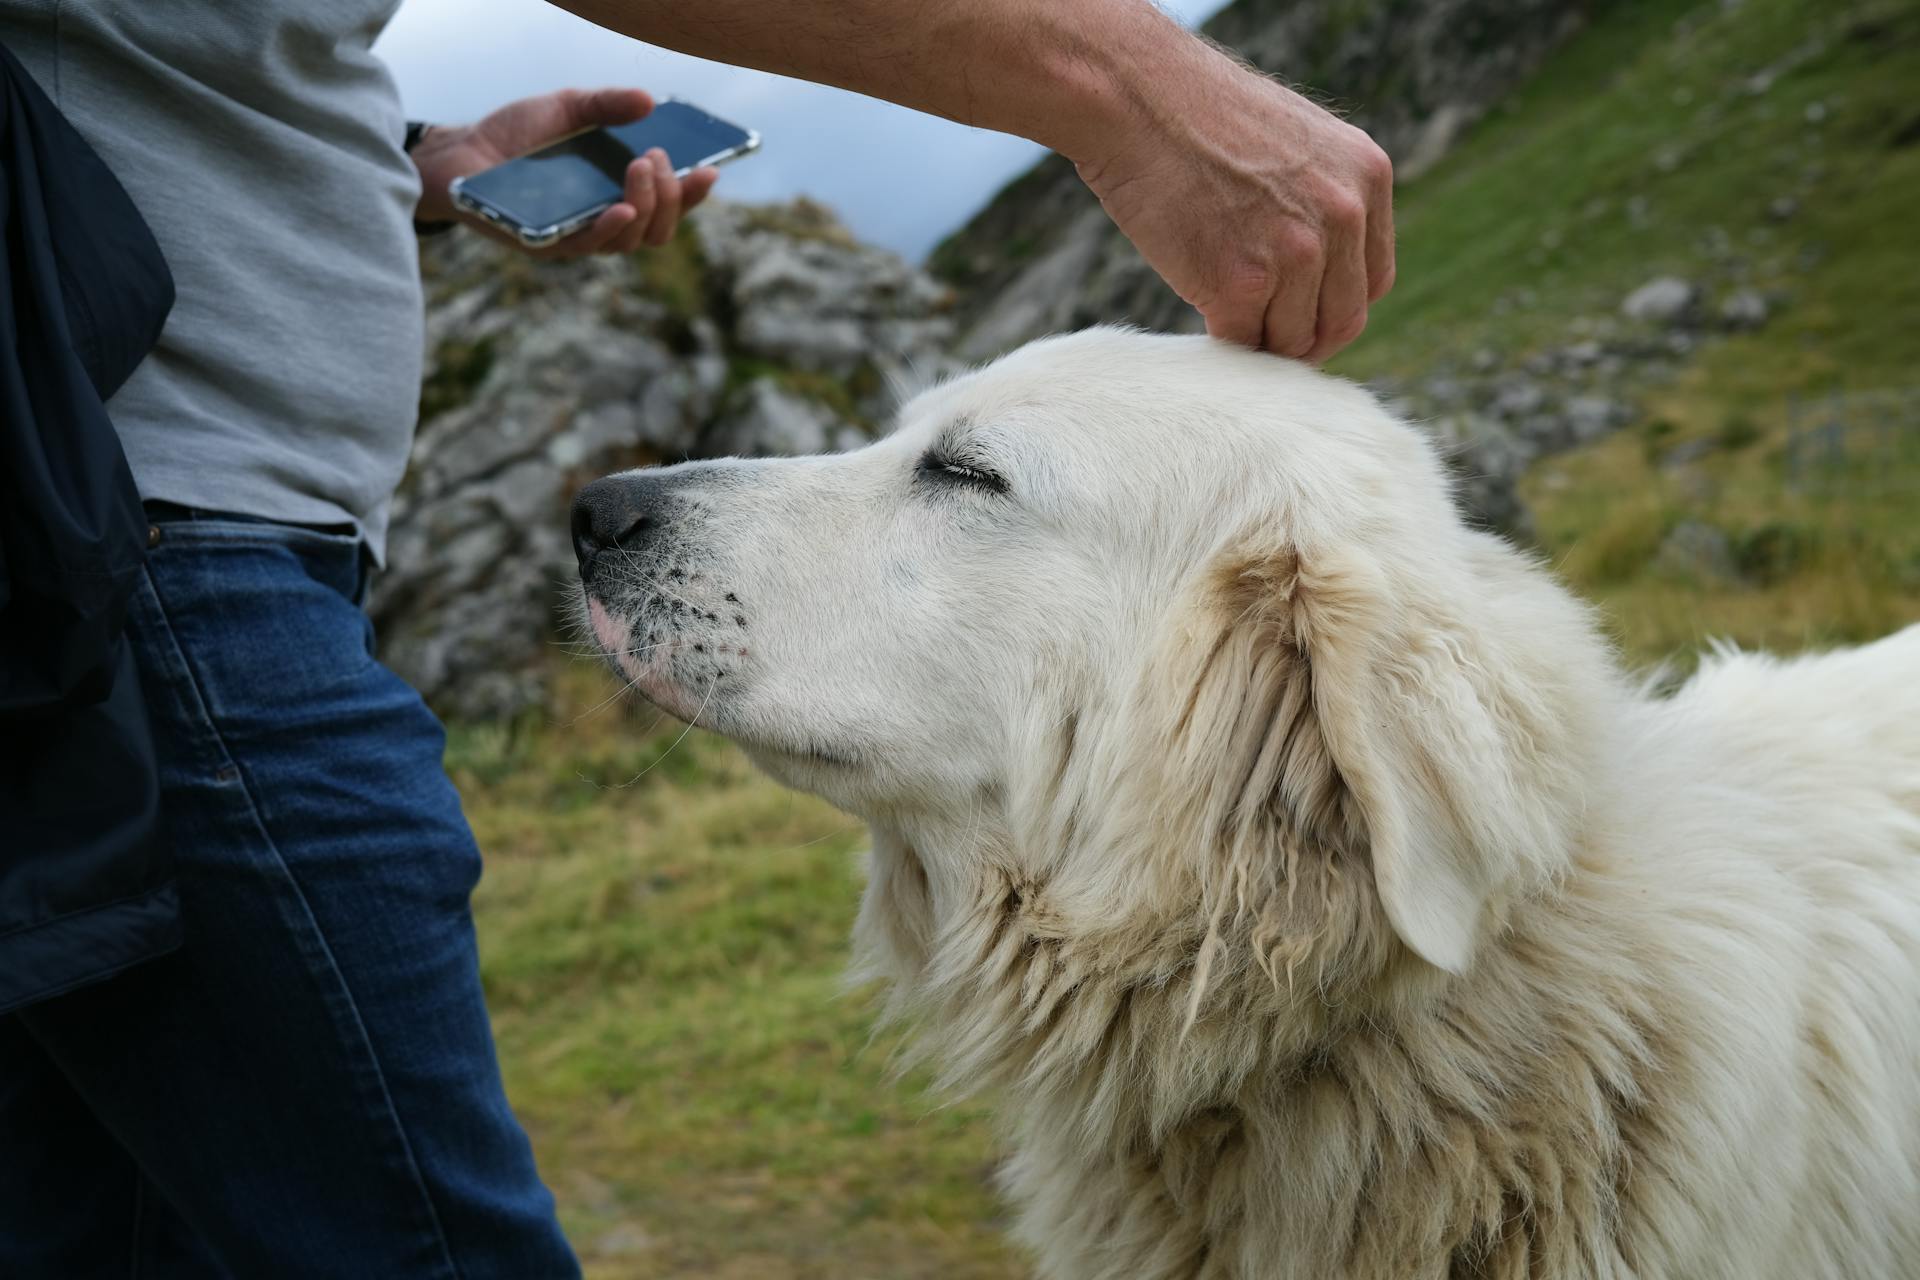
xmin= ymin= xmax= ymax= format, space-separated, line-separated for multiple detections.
xmin=916 ymin=447 xmax=1008 ymax=496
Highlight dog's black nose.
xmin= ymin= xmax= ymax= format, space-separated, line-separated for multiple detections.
xmin=571 ymin=474 xmax=657 ymax=575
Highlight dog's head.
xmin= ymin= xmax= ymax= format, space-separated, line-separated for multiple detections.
xmin=575 ymin=329 xmax=1616 ymax=981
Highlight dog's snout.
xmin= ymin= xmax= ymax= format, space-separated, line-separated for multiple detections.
xmin=571 ymin=475 xmax=659 ymax=574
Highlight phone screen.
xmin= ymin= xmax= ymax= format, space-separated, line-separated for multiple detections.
xmin=455 ymin=101 xmax=754 ymax=233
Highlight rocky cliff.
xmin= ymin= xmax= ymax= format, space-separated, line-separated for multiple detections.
xmin=373 ymin=202 xmax=961 ymax=718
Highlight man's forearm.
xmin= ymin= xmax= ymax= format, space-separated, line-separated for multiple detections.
xmin=550 ymin=0 xmax=1398 ymax=360
xmin=548 ymin=0 xmax=1214 ymax=164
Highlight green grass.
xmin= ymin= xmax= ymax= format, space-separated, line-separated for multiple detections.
xmin=457 ymin=666 xmax=1018 ymax=1279
xmin=1336 ymin=0 xmax=1920 ymax=664
xmin=454 ymin=1 xmax=1920 ymax=1272
xmin=625 ymin=221 xmax=711 ymax=327
xmin=1340 ymin=0 xmax=1920 ymax=385
xmin=418 ymin=335 xmax=498 ymax=423
xmin=723 ymin=355 xmax=876 ymax=427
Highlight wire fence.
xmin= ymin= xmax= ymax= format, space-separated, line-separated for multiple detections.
xmin=1782 ymin=387 xmax=1920 ymax=496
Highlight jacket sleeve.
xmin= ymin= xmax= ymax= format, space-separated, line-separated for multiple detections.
xmin=0 ymin=42 xmax=174 ymax=715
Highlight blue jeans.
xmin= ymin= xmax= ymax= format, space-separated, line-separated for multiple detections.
xmin=0 ymin=511 xmax=580 ymax=1279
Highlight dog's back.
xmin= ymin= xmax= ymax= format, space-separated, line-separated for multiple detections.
xmin=1591 ymin=624 xmax=1920 ymax=1277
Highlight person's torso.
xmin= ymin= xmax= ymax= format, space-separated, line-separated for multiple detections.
xmin=0 ymin=0 xmax=426 ymax=555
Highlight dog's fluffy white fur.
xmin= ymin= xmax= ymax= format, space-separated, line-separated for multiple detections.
xmin=579 ymin=328 xmax=1920 ymax=1279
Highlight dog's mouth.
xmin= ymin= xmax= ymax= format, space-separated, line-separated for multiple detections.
xmin=582 ymin=590 xmax=717 ymax=725
xmin=576 ymin=587 xmax=733 ymax=725
xmin=582 ymin=588 xmax=861 ymax=772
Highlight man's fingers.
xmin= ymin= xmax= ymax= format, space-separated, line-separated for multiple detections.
xmin=613 ymin=154 xmax=659 ymax=252
xmin=483 ymin=132 xmax=710 ymax=260
xmin=1260 ymin=226 xmax=1323 ymax=360
xmin=680 ymin=166 xmax=720 ymax=215
xmin=544 ymin=203 xmax=634 ymax=260
xmin=608 ymin=204 xmax=652 ymax=255
xmin=1306 ymin=200 xmax=1369 ymax=364
xmin=615 ymin=162 xmax=712 ymax=253
xmin=1203 ymin=305 xmax=1265 ymax=350
xmin=641 ymin=149 xmax=681 ymax=247
xmin=1201 ymin=260 xmax=1277 ymax=349
xmin=1362 ymin=147 xmax=1397 ymax=302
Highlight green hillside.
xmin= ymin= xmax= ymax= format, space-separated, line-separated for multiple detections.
xmin=455 ymin=668 xmax=1015 ymax=1278
xmin=1336 ymin=0 xmax=1920 ymax=657
xmin=458 ymin=1 xmax=1920 ymax=1275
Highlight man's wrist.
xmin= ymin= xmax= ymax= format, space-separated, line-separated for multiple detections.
xmin=1024 ymin=3 xmax=1217 ymax=168
xmin=405 ymin=122 xmax=460 ymax=235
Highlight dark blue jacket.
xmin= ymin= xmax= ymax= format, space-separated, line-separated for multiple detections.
xmin=0 ymin=43 xmax=179 ymax=1012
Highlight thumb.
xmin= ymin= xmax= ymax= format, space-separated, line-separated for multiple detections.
xmin=562 ymin=87 xmax=654 ymax=131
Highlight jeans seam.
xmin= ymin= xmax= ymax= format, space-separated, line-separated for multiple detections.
xmin=135 ymin=564 xmax=467 ymax=1280
xmin=134 ymin=563 xmax=241 ymax=777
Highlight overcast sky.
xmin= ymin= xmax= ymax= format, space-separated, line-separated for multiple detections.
xmin=376 ymin=0 xmax=1228 ymax=261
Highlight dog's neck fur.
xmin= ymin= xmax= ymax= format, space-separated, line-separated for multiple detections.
xmin=847 ymin=532 xmax=1695 ymax=1277
xmin=853 ymin=812 xmax=1690 ymax=1280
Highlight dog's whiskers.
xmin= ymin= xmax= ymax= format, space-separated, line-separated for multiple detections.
xmin=597 ymin=680 xmax=718 ymax=790
xmin=566 ymin=666 xmax=650 ymax=726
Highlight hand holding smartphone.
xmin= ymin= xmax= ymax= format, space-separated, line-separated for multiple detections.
xmin=450 ymin=100 xmax=760 ymax=248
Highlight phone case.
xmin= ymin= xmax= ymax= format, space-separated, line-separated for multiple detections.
xmin=448 ymin=115 xmax=761 ymax=250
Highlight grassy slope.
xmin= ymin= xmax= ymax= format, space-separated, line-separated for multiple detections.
xmin=462 ymin=1 xmax=1919 ymax=1274
xmin=1336 ymin=0 xmax=1920 ymax=658
xmin=458 ymin=664 xmax=1018 ymax=1279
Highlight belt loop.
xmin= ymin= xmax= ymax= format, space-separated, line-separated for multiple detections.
xmin=354 ymin=542 xmax=376 ymax=610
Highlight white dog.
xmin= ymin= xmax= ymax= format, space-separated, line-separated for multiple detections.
xmin=572 ymin=328 xmax=1920 ymax=1280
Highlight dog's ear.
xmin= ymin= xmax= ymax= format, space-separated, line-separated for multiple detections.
xmin=1187 ymin=541 xmax=1591 ymax=974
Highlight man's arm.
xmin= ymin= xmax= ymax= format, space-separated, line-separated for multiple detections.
xmin=552 ymin=0 xmax=1394 ymax=361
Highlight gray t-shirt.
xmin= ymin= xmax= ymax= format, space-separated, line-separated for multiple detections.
xmin=0 ymin=1 xmax=423 ymax=559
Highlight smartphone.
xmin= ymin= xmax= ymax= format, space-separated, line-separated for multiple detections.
xmin=449 ymin=100 xmax=760 ymax=248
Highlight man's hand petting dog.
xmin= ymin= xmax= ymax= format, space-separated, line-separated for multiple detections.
xmin=1066 ymin=39 xmax=1396 ymax=364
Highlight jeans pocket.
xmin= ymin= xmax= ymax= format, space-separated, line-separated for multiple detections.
xmin=140 ymin=526 xmax=383 ymax=729
xmin=150 ymin=519 xmax=365 ymax=606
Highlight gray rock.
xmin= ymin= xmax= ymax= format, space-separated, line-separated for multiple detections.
xmin=1563 ymin=395 xmax=1631 ymax=443
xmin=1490 ymin=379 xmax=1548 ymax=421
xmin=1421 ymin=374 xmax=1469 ymax=410
xmin=704 ymin=378 xmax=848 ymax=458
xmin=1656 ymin=520 xmax=1743 ymax=586
xmin=956 ymin=207 xmax=1113 ymax=361
xmin=700 ymin=201 xmax=958 ymax=378
xmin=1561 ymin=340 xmax=1604 ymax=368
xmin=1718 ymin=289 xmax=1771 ymax=331
xmin=1621 ymin=276 xmax=1700 ymax=326
xmin=1425 ymin=413 xmax=1535 ymax=541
